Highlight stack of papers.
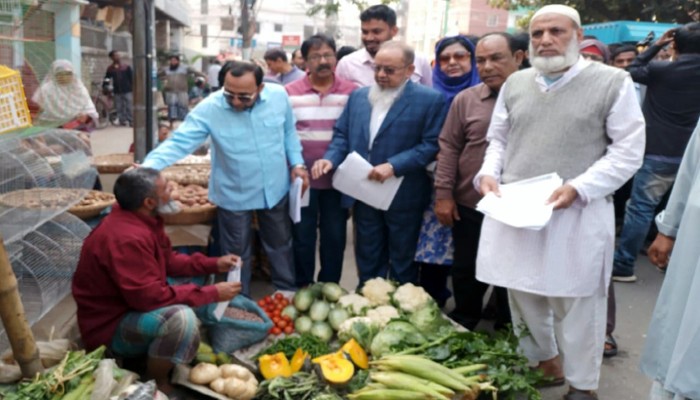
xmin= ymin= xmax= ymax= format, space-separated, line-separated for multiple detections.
xmin=289 ymin=177 xmax=310 ymax=223
xmin=476 ymin=173 xmax=563 ymax=230
xmin=332 ymin=152 xmax=404 ymax=211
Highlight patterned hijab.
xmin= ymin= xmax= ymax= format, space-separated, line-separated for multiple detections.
xmin=432 ymin=35 xmax=481 ymax=107
xmin=32 ymin=60 xmax=98 ymax=125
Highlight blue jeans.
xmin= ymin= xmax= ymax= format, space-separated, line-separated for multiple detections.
xmin=217 ymin=196 xmax=296 ymax=295
xmin=292 ymin=188 xmax=348 ymax=287
xmin=613 ymin=157 xmax=679 ymax=276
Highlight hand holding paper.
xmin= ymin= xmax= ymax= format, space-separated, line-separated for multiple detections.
xmin=332 ymin=152 xmax=404 ymax=211
xmin=214 ymin=259 xmax=243 ymax=320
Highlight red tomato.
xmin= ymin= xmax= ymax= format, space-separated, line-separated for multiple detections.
xmin=273 ymin=309 xmax=282 ymax=318
xmin=280 ymin=299 xmax=289 ymax=307
xmin=274 ymin=293 xmax=284 ymax=301
xmin=283 ymin=325 xmax=293 ymax=335
xmin=278 ymin=320 xmax=288 ymax=329
xmin=271 ymin=327 xmax=281 ymax=335
xmin=282 ymin=315 xmax=292 ymax=323
xmin=257 ymin=299 xmax=266 ymax=307
xmin=264 ymin=296 xmax=272 ymax=304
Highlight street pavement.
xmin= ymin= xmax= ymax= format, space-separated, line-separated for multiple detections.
xmin=89 ymin=125 xmax=665 ymax=399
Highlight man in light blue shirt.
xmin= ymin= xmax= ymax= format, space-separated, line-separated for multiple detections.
xmin=143 ymin=61 xmax=309 ymax=294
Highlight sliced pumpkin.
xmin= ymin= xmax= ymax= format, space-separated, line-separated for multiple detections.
xmin=258 ymin=352 xmax=292 ymax=380
xmin=341 ymin=338 xmax=369 ymax=369
xmin=311 ymin=350 xmax=345 ymax=364
xmin=290 ymin=348 xmax=309 ymax=373
xmin=315 ymin=356 xmax=355 ymax=385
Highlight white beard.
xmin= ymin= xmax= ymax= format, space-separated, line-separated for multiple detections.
xmin=530 ymin=37 xmax=580 ymax=75
xmin=157 ymin=198 xmax=182 ymax=215
xmin=368 ymin=84 xmax=403 ymax=109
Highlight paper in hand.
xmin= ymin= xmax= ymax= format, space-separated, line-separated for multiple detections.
xmin=332 ymin=152 xmax=404 ymax=211
xmin=213 ymin=259 xmax=242 ymax=321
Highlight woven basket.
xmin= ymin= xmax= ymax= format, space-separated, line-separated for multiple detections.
xmin=0 ymin=188 xmax=87 ymax=209
xmin=68 ymin=191 xmax=115 ymax=220
xmin=162 ymin=204 xmax=217 ymax=225
xmin=93 ymin=153 xmax=134 ymax=174
xmin=162 ymin=165 xmax=210 ymax=187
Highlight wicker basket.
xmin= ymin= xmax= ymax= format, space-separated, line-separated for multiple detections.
xmin=93 ymin=153 xmax=134 ymax=174
xmin=68 ymin=191 xmax=116 ymax=220
xmin=162 ymin=204 xmax=217 ymax=225
xmin=0 ymin=188 xmax=86 ymax=209
xmin=162 ymin=165 xmax=210 ymax=187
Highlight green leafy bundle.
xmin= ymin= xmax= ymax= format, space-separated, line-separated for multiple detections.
xmin=255 ymin=333 xmax=332 ymax=359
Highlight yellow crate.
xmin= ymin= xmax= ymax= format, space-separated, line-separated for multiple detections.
xmin=0 ymin=65 xmax=32 ymax=134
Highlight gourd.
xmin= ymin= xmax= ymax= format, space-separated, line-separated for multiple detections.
xmin=189 ymin=362 xmax=221 ymax=385
xmin=258 ymin=352 xmax=293 ymax=380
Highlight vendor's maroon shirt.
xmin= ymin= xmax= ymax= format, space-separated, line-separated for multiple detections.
xmin=72 ymin=205 xmax=220 ymax=350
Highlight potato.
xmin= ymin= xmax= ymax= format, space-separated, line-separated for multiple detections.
xmin=189 ymin=362 xmax=220 ymax=385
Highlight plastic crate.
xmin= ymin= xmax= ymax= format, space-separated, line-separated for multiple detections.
xmin=0 ymin=65 xmax=32 ymax=134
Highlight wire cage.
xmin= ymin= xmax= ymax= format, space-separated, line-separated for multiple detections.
xmin=0 ymin=211 xmax=90 ymax=351
xmin=0 ymin=128 xmax=97 ymax=243
xmin=0 ymin=64 xmax=31 ymax=134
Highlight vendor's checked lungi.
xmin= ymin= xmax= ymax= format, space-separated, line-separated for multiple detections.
xmin=111 ymin=305 xmax=199 ymax=364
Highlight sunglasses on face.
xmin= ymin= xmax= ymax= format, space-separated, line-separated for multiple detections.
xmin=438 ymin=51 xmax=470 ymax=65
xmin=223 ymin=90 xmax=256 ymax=103
xmin=373 ymin=65 xmax=406 ymax=75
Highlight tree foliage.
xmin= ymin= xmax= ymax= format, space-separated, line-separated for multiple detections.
xmin=306 ymin=0 xmax=400 ymax=18
xmin=488 ymin=0 xmax=700 ymax=24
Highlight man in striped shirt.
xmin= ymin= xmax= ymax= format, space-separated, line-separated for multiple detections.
xmin=285 ymin=34 xmax=358 ymax=286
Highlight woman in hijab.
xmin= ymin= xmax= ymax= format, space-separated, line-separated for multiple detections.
xmin=415 ymin=35 xmax=480 ymax=307
xmin=32 ymin=60 xmax=99 ymax=131
xmin=579 ymin=39 xmax=610 ymax=64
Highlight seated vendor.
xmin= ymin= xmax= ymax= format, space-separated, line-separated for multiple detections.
xmin=72 ymin=167 xmax=242 ymax=395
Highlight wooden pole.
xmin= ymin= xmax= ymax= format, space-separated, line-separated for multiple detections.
xmin=0 ymin=235 xmax=43 ymax=378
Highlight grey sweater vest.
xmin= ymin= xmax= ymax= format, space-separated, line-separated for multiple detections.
xmin=501 ymin=62 xmax=628 ymax=184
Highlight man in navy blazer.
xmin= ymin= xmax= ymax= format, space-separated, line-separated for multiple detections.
xmin=312 ymin=42 xmax=447 ymax=285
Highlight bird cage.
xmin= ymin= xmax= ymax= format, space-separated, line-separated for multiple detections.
xmin=0 ymin=65 xmax=32 ymax=134
xmin=0 ymin=127 xmax=96 ymax=351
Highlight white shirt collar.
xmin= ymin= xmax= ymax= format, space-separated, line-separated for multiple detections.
xmin=534 ymin=56 xmax=591 ymax=92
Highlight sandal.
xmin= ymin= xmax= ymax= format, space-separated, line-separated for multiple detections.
xmin=538 ymin=375 xmax=566 ymax=387
xmin=604 ymin=334 xmax=618 ymax=358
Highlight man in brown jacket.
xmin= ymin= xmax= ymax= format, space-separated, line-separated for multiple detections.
xmin=434 ymin=32 xmax=523 ymax=330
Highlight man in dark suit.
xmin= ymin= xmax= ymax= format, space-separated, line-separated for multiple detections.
xmin=312 ymin=41 xmax=447 ymax=285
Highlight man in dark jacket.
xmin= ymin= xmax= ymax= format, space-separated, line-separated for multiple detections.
xmin=613 ymin=22 xmax=700 ymax=282
xmin=105 ymin=51 xmax=133 ymax=126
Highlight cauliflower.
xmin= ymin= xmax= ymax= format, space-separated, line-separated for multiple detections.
xmin=361 ymin=278 xmax=396 ymax=306
xmin=392 ymin=283 xmax=434 ymax=313
xmin=337 ymin=293 xmax=371 ymax=316
xmin=366 ymin=305 xmax=400 ymax=327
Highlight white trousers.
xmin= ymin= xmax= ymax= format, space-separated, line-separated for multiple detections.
xmin=509 ymin=289 xmax=606 ymax=390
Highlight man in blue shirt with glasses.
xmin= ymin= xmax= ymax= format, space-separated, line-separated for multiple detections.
xmin=143 ymin=61 xmax=308 ymax=295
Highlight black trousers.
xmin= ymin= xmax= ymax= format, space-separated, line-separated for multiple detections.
xmin=450 ymin=205 xmax=511 ymax=330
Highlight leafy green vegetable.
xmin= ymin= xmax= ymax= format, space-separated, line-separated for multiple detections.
xmin=369 ymin=325 xmax=426 ymax=357
xmin=407 ymin=304 xmax=454 ymax=340
xmin=257 ymin=371 xmax=366 ymax=400
xmin=397 ymin=329 xmax=544 ymax=400
xmin=337 ymin=319 xmax=379 ymax=350
xmin=256 ymin=333 xmax=331 ymax=359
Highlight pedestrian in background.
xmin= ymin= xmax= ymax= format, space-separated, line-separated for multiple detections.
xmin=105 ymin=50 xmax=133 ymax=127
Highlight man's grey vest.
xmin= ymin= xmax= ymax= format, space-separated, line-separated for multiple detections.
xmin=501 ymin=62 xmax=628 ymax=184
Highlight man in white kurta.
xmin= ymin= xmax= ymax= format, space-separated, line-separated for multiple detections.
xmin=475 ymin=5 xmax=645 ymax=399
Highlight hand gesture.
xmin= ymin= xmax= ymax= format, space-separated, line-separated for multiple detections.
xmin=546 ymin=184 xmax=578 ymax=210
xmin=367 ymin=163 xmax=394 ymax=183
xmin=215 ymin=282 xmax=242 ymax=302
xmin=216 ymin=254 xmax=242 ymax=273
xmin=647 ymin=233 xmax=675 ymax=270
xmin=311 ymin=160 xmax=333 ymax=180
xmin=290 ymin=166 xmax=310 ymax=194
xmin=478 ymin=176 xmax=501 ymax=197
xmin=655 ymin=29 xmax=676 ymax=47
xmin=434 ymin=198 xmax=460 ymax=227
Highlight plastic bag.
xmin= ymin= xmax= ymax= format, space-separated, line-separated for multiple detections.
xmin=90 ymin=359 xmax=117 ymax=400
xmin=198 ymin=295 xmax=273 ymax=353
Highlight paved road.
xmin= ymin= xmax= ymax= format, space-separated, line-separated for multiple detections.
xmin=90 ymin=126 xmax=667 ymax=399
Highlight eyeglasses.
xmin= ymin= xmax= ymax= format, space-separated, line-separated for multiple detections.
xmin=373 ymin=65 xmax=407 ymax=75
xmin=307 ymin=53 xmax=336 ymax=62
xmin=438 ymin=51 xmax=471 ymax=65
xmin=223 ymin=90 xmax=256 ymax=103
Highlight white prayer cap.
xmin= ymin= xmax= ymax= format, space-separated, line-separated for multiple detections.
xmin=531 ymin=4 xmax=581 ymax=28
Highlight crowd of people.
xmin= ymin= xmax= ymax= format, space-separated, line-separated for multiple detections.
xmin=69 ymin=3 xmax=700 ymax=399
